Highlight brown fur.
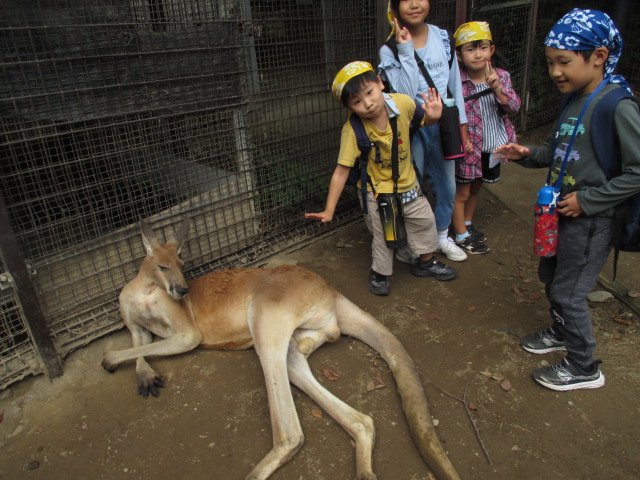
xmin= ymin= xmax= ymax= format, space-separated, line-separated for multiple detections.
xmin=102 ymin=219 xmax=460 ymax=480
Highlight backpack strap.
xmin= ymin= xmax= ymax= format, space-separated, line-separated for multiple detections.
xmin=464 ymin=87 xmax=493 ymax=102
xmin=589 ymin=86 xmax=640 ymax=279
xmin=349 ymin=115 xmax=375 ymax=214
xmin=591 ymin=87 xmax=639 ymax=178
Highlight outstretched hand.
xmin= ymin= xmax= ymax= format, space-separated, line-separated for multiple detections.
xmin=305 ymin=211 xmax=333 ymax=223
xmin=394 ymin=18 xmax=412 ymax=44
xmin=421 ymin=88 xmax=442 ymax=125
xmin=493 ymin=143 xmax=530 ymax=161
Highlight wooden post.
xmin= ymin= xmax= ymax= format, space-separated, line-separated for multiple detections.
xmin=0 ymin=188 xmax=63 ymax=380
xmin=456 ymin=0 xmax=469 ymax=28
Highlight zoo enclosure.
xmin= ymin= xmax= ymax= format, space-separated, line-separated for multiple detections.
xmin=0 ymin=0 xmax=637 ymax=389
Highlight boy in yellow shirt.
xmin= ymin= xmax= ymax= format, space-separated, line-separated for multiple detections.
xmin=306 ymin=61 xmax=457 ymax=295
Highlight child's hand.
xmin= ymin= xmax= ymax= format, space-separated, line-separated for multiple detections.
xmin=465 ymin=139 xmax=473 ymax=155
xmin=557 ymin=191 xmax=584 ymax=217
xmin=305 ymin=211 xmax=333 ymax=223
xmin=421 ymin=88 xmax=442 ymax=125
xmin=493 ymin=143 xmax=529 ymax=160
xmin=485 ymin=62 xmax=502 ymax=93
xmin=394 ymin=18 xmax=412 ymax=44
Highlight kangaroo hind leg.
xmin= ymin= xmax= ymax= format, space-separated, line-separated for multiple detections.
xmin=287 ymin=340 xmax=377 ymax=480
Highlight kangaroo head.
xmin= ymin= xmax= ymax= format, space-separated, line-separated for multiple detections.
xmin=139 ymin=218 xmax=191 ymax=300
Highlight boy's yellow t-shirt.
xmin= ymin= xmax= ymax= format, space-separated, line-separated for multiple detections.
xmin=337 ymin=93 xmax=419 ymax=194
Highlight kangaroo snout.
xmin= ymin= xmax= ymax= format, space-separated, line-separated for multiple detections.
xmin=170 ymin=285 xmax=189 ymax=299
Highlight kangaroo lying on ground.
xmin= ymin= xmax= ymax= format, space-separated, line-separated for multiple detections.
xmin=102 ymin=219 xmax=460 ymax=480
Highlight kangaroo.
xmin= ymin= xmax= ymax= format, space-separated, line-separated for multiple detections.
xmin=102 ymin=219 xmax=461 ymax=480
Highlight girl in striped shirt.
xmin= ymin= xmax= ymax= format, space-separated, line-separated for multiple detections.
xmin=452 ymin=22 xmax=521 ymax=254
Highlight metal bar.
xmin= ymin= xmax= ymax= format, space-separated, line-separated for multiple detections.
xmin=0 ymin=188 xmax=63 ymax=380
xmin=520 ymin=0 xmax=539 ymax=132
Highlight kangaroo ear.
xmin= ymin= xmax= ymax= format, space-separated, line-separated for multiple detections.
xmin=139 ymin=218 xmax=161 ymax=256
xmin=168 ymin=218 xmax=191 ymax=254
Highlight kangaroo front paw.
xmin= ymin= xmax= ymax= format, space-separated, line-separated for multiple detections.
xmin=138 ymin=374 xmax=165 ymax=398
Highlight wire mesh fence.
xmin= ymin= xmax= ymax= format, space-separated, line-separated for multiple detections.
xmin=0 ymin=0 xmax=638 ymax=389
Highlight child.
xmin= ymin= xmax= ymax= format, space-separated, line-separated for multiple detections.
xmin=306 ymin=61 xmax=457 ymax=296
xmin=452 ymin=21 xmax=521 ymax=254
xmin=379 ymin=0 xmax=469 ymax=264
xmin=494 ymin=9 xmax=640 ymax=391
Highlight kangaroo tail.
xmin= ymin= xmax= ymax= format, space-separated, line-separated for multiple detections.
xmin=335 ymin=293 xmax=461 ymax=480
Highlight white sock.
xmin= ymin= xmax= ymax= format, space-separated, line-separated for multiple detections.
xmin=465 ymin=221 xmax=472 ymax=227
xmin=437 ymin=229 xmax=449 ymax=244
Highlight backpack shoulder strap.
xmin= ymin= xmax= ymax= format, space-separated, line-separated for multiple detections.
xmin=385 ymin=38 xmax=400 ymax=62
xmin=348 ymin=115 xmax=375 ymax=214
xmin=410 ymin=101 xmax=425 ymax=137
xmin=591 ymin=87 xmax=639 ymax=179
xmin=447 ymin=30 xmax=456 ymax=68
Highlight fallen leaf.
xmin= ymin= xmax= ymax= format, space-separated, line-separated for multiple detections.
xmin=613 ymin=317 xmax=633 ymax=326
xmin=613 ymin=334 xmax=623 ymax=340
xmin=427 ymin=314 xmax=443 ymax=320
xmin=311 ymin=409 xmax=323 ymax=418
xmin=501 ymin=378 xmax=513 ymax=392
xmin=480 ymin=371 xmax=493 ymax=377
xmin=468 ymin=306 xmax=477 ymax=312
xmin=367 ymin=381 xmax=376 ymax=392
xmin=374 ymin=384 xmax=387 ymax=390
xmin=401 ymin=305 xmax=417 ymax=312
xmin=322 ymin=369 xmax=340 ymax=381
xmin=375 ymin=374 xmax=384 ymax=385
xmin=468 ymin=402 xmax=477 ymax=411
xmin=491 ymin=375 xmax=504 ymax=382
xmin=373 ymin=360 xmax=379 ymax=367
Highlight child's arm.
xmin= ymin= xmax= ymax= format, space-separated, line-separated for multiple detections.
xmin=378 ymin=18 xmax=421 ymax=99
xmin=489 ymin=66 xmax=521 ymax=114
xmin=304 ymin=164 xmax=351 ymax=223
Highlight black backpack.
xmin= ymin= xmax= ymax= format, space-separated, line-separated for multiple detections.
xmin=347 ymin=103 xmax=425 ymax=213
xmin=560 ymin=86 xmax=640 ymax=278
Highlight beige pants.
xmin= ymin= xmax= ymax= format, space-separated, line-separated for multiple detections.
xmin=364 ymin=192 xmax=438 ymax=276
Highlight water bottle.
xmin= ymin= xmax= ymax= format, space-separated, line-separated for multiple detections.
xmin=533 ymin=186 xmax=559 ymax=257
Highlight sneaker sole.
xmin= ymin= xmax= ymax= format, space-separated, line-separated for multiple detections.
xmin=534 ymin=372 xmax=605 ymax=391
xmin=410 ymin=268 xmax=457 ymax=281
xmin=459 ymin=247 xmax=490 ymax=255
xmin=522 ymin=344 xmax=567 ymax=354
xmin=435 ymin=249 xmax=467 ymax=262
xmin=368 ymin=285 xmax=389 ymax=296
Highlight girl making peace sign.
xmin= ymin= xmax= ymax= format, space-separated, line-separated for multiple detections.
xmin=452 ymin=22 xmax=521 ymax=254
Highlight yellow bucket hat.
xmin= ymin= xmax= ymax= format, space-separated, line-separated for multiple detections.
xmin=331 ymin=61 xmax=374 ymax=101
xmin=453 ymin=21 xmax=493 ymax=48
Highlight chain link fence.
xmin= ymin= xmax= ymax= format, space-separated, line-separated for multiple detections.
xmin=0 ymin=0 xmax=637 ymax=389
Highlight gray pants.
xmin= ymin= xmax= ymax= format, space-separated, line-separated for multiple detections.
xmin=538 ymin=215 xmax=614 ymax=371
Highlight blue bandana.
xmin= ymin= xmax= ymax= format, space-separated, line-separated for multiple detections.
xmin=544 ymin=9 xmax=630 ymax=92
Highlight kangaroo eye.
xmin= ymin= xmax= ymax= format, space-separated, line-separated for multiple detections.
xmin=158 ymin=265 xmax=170 ymax=271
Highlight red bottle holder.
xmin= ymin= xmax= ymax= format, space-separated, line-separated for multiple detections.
xmin=533 ymin=205 xmax=559 ymax=257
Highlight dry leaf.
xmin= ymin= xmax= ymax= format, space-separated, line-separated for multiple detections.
xmin=480 ymin=371 xmax=493 ymax=377
xmin=468 ymin=402 xmax=477 ymax=411
xmin=311 ymin=409 xmax=323 ymax=418
xmin=367 ymin=381 xmax=376 ymax=392
xmin=323 ymin=369 xmax=340 ymax=381
xmin=374 ymin=384 xmax=387 ymax=390
xmin=468 ymin=306 xmax=477 ymax=312
xmin=401 ymin=305 xmax=417 ymax=311
xmin=427 ymin=314 xmax=443 ymax=320
xmin=613 ymin=317 xmax=633 ymax=326
xmin=491 ymin=375 xmax=503 ymax=381
xmin=501 ymin=378 xmax=513 ymax=392
xmin=375 ymin=374 xmax=384 ymax=384
xmin=613 ymin=334 xmax=623 ymax=340
xmin=373 ymin=360 xmax=379 ymax=367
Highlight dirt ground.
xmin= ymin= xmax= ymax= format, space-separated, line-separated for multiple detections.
xmin=1 ymin=188 xmax=639 ymax=480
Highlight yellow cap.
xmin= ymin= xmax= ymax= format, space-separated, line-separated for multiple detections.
xmin=331 ymin=61 xmax=374 ymax=101
xmin=453 ymin=21 xmax=492 ymax=48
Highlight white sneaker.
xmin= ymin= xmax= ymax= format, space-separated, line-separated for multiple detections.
xmin=436 ymin=237 xmax=468 ymax=262
xmin=395 ymin=246 xmax=419 ymax=265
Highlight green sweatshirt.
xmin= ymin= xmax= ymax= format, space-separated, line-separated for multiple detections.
xmin=517 ymin=83 xmax=640 ymax=217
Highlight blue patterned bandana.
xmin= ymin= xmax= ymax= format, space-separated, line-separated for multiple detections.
xmin=544 ymin=9 xmax=630 ymax=92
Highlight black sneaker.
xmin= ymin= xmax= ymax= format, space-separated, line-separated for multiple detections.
xmin=521 ymin=326 xmax=566 ymax=354
xmin=467 ymin=224 xmax=487 ymax=242
xmin=533 ymin=358 xmax=605 ymax=391
xmin=411 ymin=257 xmax=457 ymax=281
xmin=456 ymin=235 xmax=490 ymax=254
xmin=368 ymin=270 xmax=390 ymax=296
